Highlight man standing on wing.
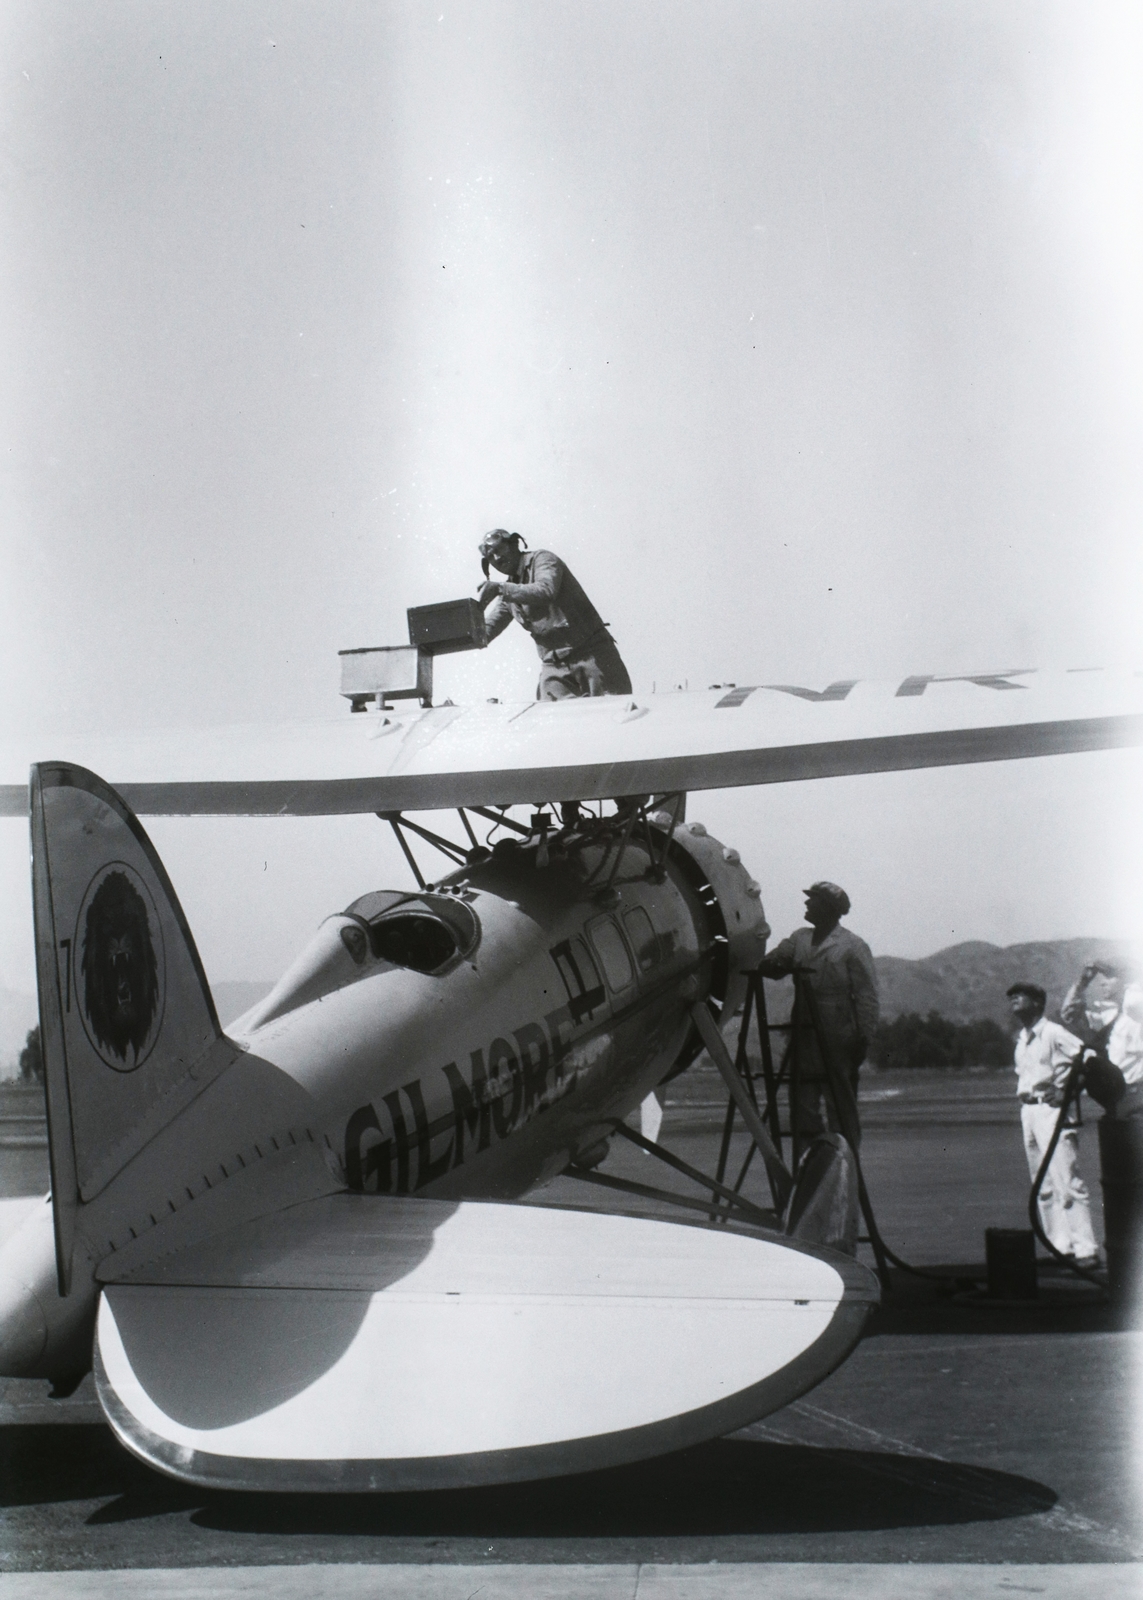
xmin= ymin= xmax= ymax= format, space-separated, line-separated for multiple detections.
xmin=1006 ymin=981 xmax=1100 ymax=1268
xmin=759 ymin=881 xmax=879 ymax=1144
xmin=477 ymin=529 xmax=632 ymax=701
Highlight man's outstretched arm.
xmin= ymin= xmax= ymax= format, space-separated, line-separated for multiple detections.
xmin=500 ymin=549 xmax=564 ymax=605
xmin=758 ymin=934 xmax=798 ymax=979
xmin=482 ymin=593 xmax=513 ymax=641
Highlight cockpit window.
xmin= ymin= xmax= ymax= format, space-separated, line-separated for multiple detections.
xmin=343 ymin=890 xmax=480 ymax=974
xmin=346 ymin=890 xmax=417 ymax=924
xmin=370 ymin=914 xmax=457 ymax=973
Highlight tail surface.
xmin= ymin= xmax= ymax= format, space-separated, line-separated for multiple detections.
xmin=30 ymin=763 xmax=227 ymax=1292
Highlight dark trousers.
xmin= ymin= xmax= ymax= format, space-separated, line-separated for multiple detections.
xmin=793 ymin=1072 xmax=862 ymax=1148
xmin=538 ymin=633 xmax=632 ymax=700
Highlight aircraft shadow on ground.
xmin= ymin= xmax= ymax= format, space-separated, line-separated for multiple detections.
xmin=0 ymin=1425 xmax=1055 ymax=1536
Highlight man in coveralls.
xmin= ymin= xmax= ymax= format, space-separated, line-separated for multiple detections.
xmin=1061 ymin=963 xmax=1143 ymax=1109
xmin=759 ymin=881 xmax=880 ymax=1144
xmin=477 ymin=529 xmax=632 ymax=700
xmin=1007 ymin=981 xmax=1100 ymax=1267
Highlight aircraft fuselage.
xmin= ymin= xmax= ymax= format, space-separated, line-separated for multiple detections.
xmin=0 ymin=810 xmax=770 ymax=1384
xmin=233 ymin=826 xmax=766 ymax=1202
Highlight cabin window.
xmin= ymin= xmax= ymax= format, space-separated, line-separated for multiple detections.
xmin=623 ymin=906 xmax=659 ymax=973
xmin=587 ymin=916 xmax=634 ymax=994
xmin=550 ymin=936 xmax=606 ymax=1023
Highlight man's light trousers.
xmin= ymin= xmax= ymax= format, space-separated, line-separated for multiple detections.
xmin=1021 ymin=1101 xmax=1098 ymax=1258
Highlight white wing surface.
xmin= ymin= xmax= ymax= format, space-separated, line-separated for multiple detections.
xmin=95 ymin=1192 xmax=877 ymax=1491
xmin=2 ymin=669 xmax=1140 ymax=817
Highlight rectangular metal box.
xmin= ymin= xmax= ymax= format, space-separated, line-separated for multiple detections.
xmin=407 ymin=597 xmax=488 ymax=656
xmin=338 ymin=645 xmax=433 ymax=708
xmin=984 ymin=1227 xmax=1038 ymax=1301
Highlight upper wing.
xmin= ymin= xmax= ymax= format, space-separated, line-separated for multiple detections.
xmin=2 ymin=668 xmax=1140 ymax=817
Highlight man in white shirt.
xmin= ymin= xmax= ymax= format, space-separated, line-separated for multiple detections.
xmin=760 ymin=882 xmax=879 ymax=1145
xmin=1007 ymin=981 xmax=1099 ymax=1267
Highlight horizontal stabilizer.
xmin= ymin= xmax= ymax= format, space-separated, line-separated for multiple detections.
xmin=95 ymin=1194 xmax=877 ymax=1491
xmin=3 ymin=669 xmax=1140 ymax=816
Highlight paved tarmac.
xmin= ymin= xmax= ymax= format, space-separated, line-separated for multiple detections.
xmin=0 ymin=1562 xmax=1141 ymax=1598
xmin=1 ymin=1070 xmax=1140 ymax=1590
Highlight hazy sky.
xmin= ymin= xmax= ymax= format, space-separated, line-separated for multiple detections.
xmin=1 ymin=1 xmax=1140 ymax=992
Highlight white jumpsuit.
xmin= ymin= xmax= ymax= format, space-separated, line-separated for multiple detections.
xmin=1013 ymin=1017 xmax=1098 ymax=1260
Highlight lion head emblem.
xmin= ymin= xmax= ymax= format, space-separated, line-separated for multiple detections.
xmin=79 ymin=866 xmax=163 ymax=1070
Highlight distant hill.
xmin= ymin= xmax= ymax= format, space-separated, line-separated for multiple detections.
xmin=2 ymin=940 xmax=1135 ymax=1076
xmin=874 ymin=939 xmax=1137 ymax=1027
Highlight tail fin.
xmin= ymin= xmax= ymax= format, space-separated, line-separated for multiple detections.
xmin=31 ymin=764 xmax=225 ymax=1291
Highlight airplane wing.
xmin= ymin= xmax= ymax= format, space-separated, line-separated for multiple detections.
xmin=94 ymin=1191 xmax=877 ymax=1491
xmin=2 ymin=668 xmax=1139 ymax=817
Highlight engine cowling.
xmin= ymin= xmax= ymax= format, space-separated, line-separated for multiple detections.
xmin=651 ymin=812 xmax=770 ymax=1023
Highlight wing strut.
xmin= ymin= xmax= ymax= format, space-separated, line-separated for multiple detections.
xmin=379 ymin=810 xmax=487 ymax=889
xmin=383 ymin=815 xmax=426 ymax=888
xmin=564 ymin=1158 xmax=776 ymax=1230
xmin=608 ymin=1119 xmax=777 ymax=1227
xmin=458 ymin=809 xmax=480 ymax=851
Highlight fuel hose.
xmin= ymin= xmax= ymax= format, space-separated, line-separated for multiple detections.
xmin=1026 ymin=1058 xmax=1108 ymax=1289
xmin=792 ymin=974 xmax=964 ymax=1287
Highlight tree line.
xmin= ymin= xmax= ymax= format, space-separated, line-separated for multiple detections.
xmin=14 ymin=1014 xmax=1017 ymax=1086
xmin=17 ymin=1026 xmax=42 ymax=1084
xmin=868 ymin=1011 xmax=1013 ymax=1071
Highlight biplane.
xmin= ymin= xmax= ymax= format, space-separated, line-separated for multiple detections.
xmin=0 ymin=665 xmax=1139 ymax=1492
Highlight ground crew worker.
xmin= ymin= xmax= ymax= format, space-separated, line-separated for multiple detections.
xmin=1060 ymin=963 xmax=1143 ymax=1122
xmin=1006 ymin=981 xmax=1100 ymax=1267
xmin=758 ymin=881 xmax=879 ymax=1143
xmin=1061 ymin=963 xmax=1143 ymax=1086
xmin=477 ymin=529 xmax=632 ymax=701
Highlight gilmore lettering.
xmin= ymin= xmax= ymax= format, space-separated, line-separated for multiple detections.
xmin=344 ymin=1003 xmax=587 ymax=1193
